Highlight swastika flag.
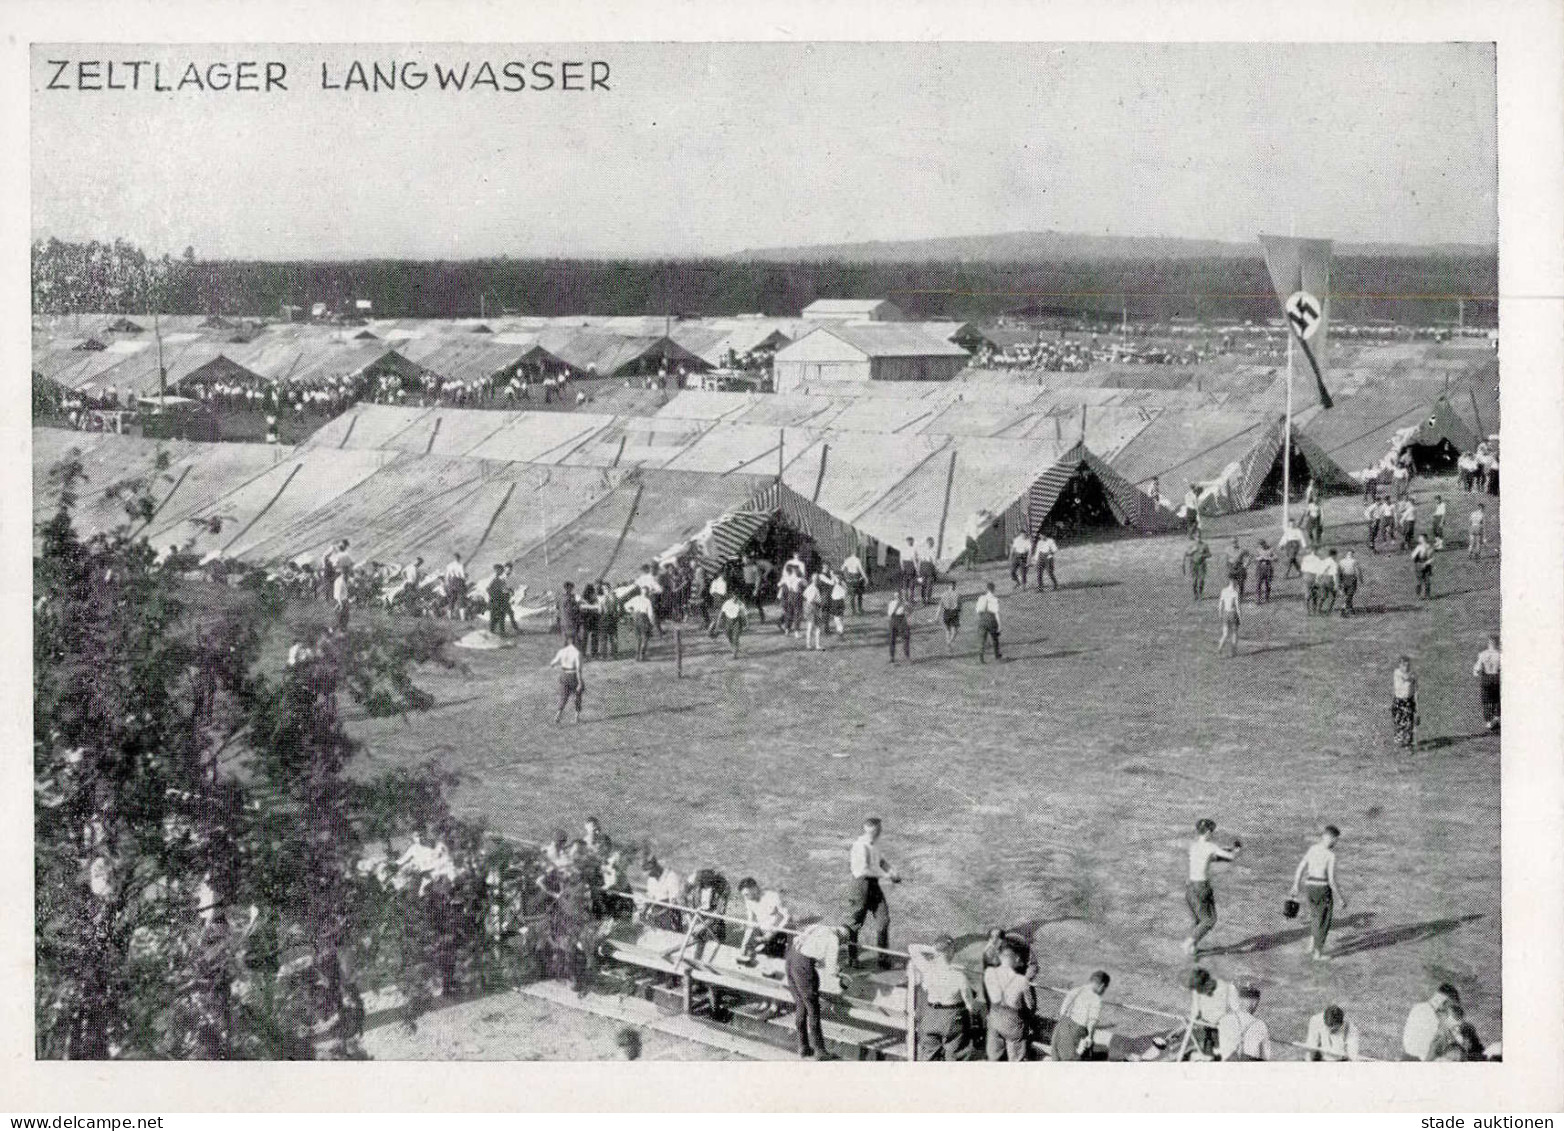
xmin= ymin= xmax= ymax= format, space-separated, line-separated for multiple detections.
xmin=1259 ymin=234 xmax=1334 ymax=409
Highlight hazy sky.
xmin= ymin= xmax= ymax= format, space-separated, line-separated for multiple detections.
xmin=32 ymin=42 xmax=1497 ymax=259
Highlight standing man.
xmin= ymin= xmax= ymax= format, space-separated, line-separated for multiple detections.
xmin=900 ymin=538 xmax=921 ymax=602
xmin=1289 ymin=825 xmax=1347 ymax=961
xmin=1182 ymin=818 xmax=1241 ymax=956
xmin=1431 ymin=494 xmax=1447 ymax=550
xmin=1397 ymin=496 xmax=1417 ymax=552
xmin=1009 ymin=530 xmax=1032 ymax=589
xmin=486 ymin=564 xmax=509 ymax=636
xmin=1216 ymin=578 xmax=1241 ymax=657
xmin=1318 ymin=549 xmax=1341 ymax=616
xmin=1374 ymin=497 xmax=1395 ymax=553
xmin=1338 ymin=549 xmax=1360 ymax=616
xmin=910 ymin=936 xmax=976 ymax=1061
xmin=1364 ymin=496 xmax=1382 ymax=550
xmin=937 ymin=580 xmax=962 ymax=651
xmin=719 ymin=590 xmax=748 ymax=658
xmin=548 ymin=636 xmax=585 ymax=724
xmin=624 ymin=587 xmax=656 ymax=661
xmin=443 ymin=552 xmax=468 ymax=618
xmin=841 ymin=548 xmax=868 ymax=615
xmin=975 ymin=581 xmax=1003 ymax=663
xmin=1217 ymin=986 xmax=1272 ymax=1061
xmin=1305 ymin=1004 xmax=1362 ymax=1061
xmin=846 ymin=817 xmax=901 ymax=970
xmin=1183 ymin=534 xmax=1211 ymax=599
xmin=1032 ymin=528 xmax=1059 ymax=592
xmin=785 ymin=922 xmax=847 ymax=1060
xmin=1392 ymin=654 xmax=1419 ymax=749
xmin=1279 ymin=523 xmax=1307 ymax=578
xmin=1253 ymin=540 xmax=1275 ymax=604
xmin=1224 ymin=540 xmax=1250 ymax=602
xmin=1304 ymin=496 xmax=1324 ymax=548
xmin=1468 ymin=503 xmax=1487 ymax=559
xmin=1410 ymin=534 xmax=1434 ymax=599
xmin=982 ymin=943 xmax=1036 ymax=1062
xmin=887 ymin=590 xmax=913 ymax=664
xmin=1053 ymin=971 xmax=1111 ymax=1062
xmin=557 ymin=581 xmax=584 ymax=647
xmin=705 ymin=570 xmax=729 ymax=637
xmin=1473 ymin=634 xmax=1501 ymax=732
xmin=332 ymin=560 xmax=352 ymax=632
xmin=918 ymin=537 xmax=939 ymax=605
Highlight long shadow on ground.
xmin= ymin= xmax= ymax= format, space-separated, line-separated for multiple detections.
xmin=1201 ymin=912 xmax=1378 ymax=956
xmin=1328 ymin=914 xmax=1484 ymax=958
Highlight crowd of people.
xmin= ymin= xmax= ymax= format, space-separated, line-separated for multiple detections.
xmin=505 ymin=809 xmax=1498 ymax=1063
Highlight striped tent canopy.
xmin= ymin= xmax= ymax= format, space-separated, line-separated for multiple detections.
xmin=1026 ymin=442 xmax=1184 ymax=535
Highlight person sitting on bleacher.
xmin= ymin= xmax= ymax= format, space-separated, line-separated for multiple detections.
xmin=638 ymin=855 xmax=685 ymax=931
xmin=685 ymin=869 xmax=731 ymax=961
xmin=735 ymin=878 xmax=792 ymax=965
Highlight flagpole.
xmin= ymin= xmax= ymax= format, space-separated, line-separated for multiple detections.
xmin=1282 ymin=322 xmax=1293 ymax=540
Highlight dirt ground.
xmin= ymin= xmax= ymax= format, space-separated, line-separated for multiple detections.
xmin=349 ymin=475 xmax=1501 ymax=1060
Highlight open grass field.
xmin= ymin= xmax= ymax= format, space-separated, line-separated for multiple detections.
xmin=346 ymin=474 xmax=1501 ymax=1060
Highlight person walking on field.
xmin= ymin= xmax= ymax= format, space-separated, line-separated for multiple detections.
xmin=975 ymin=581 xmax=1003 ymax=662
xmin=1009 ymin=530 xmax=1032 ymax=589
xmin=1431 ymin=494 xmax=1447 ymax=551
xmin=841 ymin=549 xmax=868 ymax=615
xmin=886 ymin=590 xmax=913 ymax=663
xmin=918 ymin=537 xmax=939 ymax=605
xmin=1364 ymin=497 xmax=1382 ymax=550
xmin=1182 ymin=818 xmax=1242 ymax=956
xmin=801 ymin=574 xmax=825 ymax=652
xmin=1473 ymin=634 xmax=1501 ymax=732
xmin=1224 ymin=539 xmax=1250 ymax=602
xmin=1337 ymin=549 xmax=1360 ymax=616
xmin=548 ymin=638 xmax=585 ymax=724
xmin=624 ymin=588 xmax=656 ymax=662
xmin=1467 ymin=503 xmax=1487 ymax=559
xmin=1397 ymin=496 xmax=1417 ymax=552
xmin=1289 ymin=825 xmax=1347 ymax=961
xmin=846 ymin=817 xmax=901 ymax=970
xmin=1410 ymin=533 xmax=1435 ymax=599
xmin=900 ymin=538 xmax=920 ymax=603
xmin=1253 ymin=540 xmax=1275 ymax=604
xmin=1217 ymin=579 xmax=1241 ymax=658
xmin=718 ymin=592 xmax=748 ymax=658
xmin=1032 ymin=529 xmax=1059 ymax=591
xmin=1391 ymin=654 xmax=1419 ymax=749
xmin=937 ymin=580 xmax=962 ymax=650
xmin=1183 ymin=533 xmax=1211 ymax=599
xmin=1280 ymin=523 xmax=1307 ymax=577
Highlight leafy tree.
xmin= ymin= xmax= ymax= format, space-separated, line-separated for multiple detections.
xmin=34 ymin=453 xmax=480 ymax=1059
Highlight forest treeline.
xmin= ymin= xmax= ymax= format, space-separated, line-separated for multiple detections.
xmin=32 ymin=237 xmax=1498 ymax=326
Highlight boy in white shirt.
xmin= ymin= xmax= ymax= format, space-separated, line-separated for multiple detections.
xmin=1216 ymin=580 xmax=1240 ymax=657
xmin=1306 ymin=1004 xmax=1361 ymax=1061
xmin=974 ymin=581 xmax=1003 ymax=662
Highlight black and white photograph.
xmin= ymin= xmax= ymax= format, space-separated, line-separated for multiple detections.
xmin=8 ymin=6 xmax=1563 ymax=1118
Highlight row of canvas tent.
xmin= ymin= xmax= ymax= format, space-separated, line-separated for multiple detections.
xmin=33 ymin=409 xmax=1180 ymax=599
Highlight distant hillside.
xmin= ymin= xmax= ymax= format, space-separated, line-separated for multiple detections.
xmin=734 ymin=229 xmax=1497 ymax=264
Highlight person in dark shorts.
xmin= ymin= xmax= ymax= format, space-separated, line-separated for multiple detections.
xmin=938 ymin=580 xmax=961 ymax=650
xmin=1392 ymin=654 xmax=1418 ymax=748
xmin=1253 ymin=540 xmax=1275 ymax=604
xmin=549 ymin=639 xmax=585 ymax=724
xmin=1338 ymin=550 xmax=1360 ymax=615
xmin=887 ymin=591 xmax=912 ymax=663
xmin=1410 ymin=534 xmax=1434 ymax=599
